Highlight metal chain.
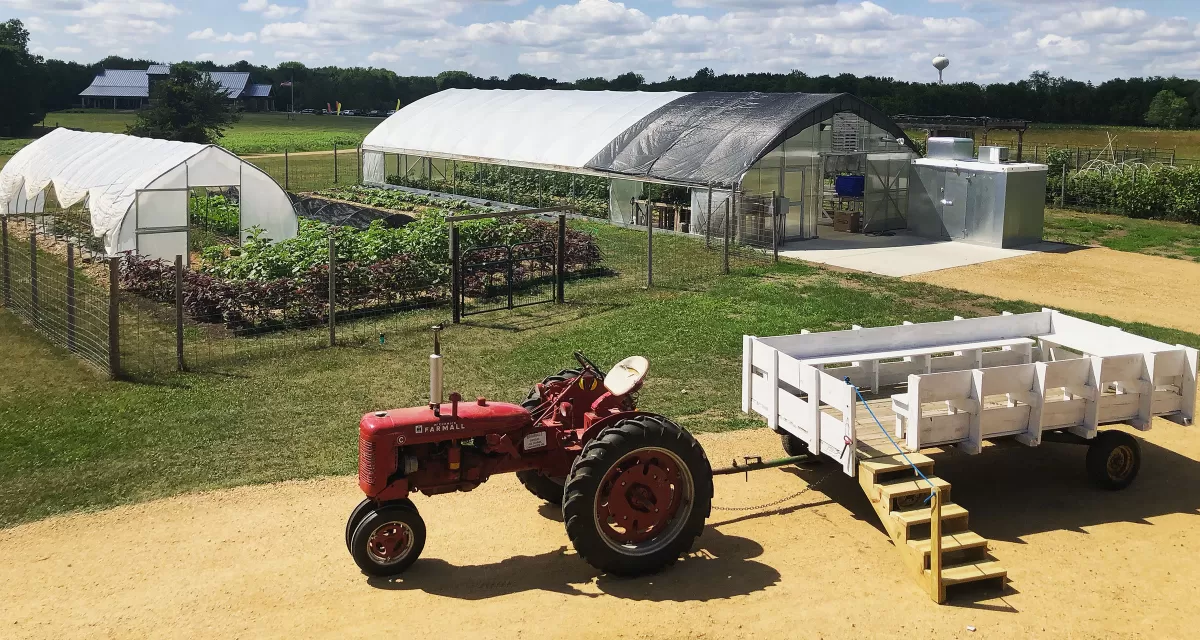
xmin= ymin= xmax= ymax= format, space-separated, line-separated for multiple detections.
xmin=710 ymin=468 xmax=836 ymax=512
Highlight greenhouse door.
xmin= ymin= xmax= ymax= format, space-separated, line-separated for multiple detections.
xmin=135 ymin=188 xmax=189 ymax=264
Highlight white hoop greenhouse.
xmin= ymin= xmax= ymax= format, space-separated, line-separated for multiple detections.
xmin=0 ymin=129 xmax=297 ymax=261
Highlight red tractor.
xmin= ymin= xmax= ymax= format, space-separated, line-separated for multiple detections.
xmin=347 ymin=326 xmax=714 ymax=577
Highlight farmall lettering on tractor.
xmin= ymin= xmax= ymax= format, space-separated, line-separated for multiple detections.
xmin=347 ymin=326 xmax=714 ymax=577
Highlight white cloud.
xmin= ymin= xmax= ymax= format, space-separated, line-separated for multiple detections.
xmin=239 ymin=0 xmax=300 ymax=19
xmin=188 ymin=28 xmax=257 ymax=43
xmin=1037 ymin=33 xmax=1090 ymax=57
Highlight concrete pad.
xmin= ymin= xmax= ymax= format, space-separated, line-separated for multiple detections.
xmin=779 ymin=229 xmax=1070 ymax=277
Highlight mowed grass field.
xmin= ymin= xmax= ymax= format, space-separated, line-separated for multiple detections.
xmin=3 ymin=215 xmax=1200 ymax=528
xmin=34 ymin=110 xmax=378 ymax=154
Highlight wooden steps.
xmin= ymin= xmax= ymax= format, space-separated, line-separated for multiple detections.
xmin=858 ymin=453 xmax=1006 ymax=603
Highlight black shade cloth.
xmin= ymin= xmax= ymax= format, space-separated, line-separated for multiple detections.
xmin=585 ymin=92 xmax=917 ymax=189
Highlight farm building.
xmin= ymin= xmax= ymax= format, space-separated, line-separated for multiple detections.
xmin=363 ymin=89 xmax=1048 ymax=251
xmin=362 ymin=89 xmax=919 ymax=238
xmin=0 ymin=129 xmax=297 ymax=261
xmin=78 ymin=65 xmax=274 ymax=111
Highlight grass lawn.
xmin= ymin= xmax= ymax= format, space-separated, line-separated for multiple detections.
xmin=4 ymin=214 xmax=1200 ymax=529
xmin=1044 ymin=208 xmax=1200 ymax=261
xmin=37 ymin=110 xmax=378 ymax=154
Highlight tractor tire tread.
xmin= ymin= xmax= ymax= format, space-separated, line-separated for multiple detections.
xmin=563 ymin=413 xmax=712 ymax=577
xmin=516 ymin=470 xmax=566 ymax=505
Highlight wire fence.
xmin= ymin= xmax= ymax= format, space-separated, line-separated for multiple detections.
xmin=4 ymin=169 xmax=781 ymax=379
xmin=244 ymin=146 xmax=362 ymax=193
xmin=1 ymin=217 xmax=112 ymax=374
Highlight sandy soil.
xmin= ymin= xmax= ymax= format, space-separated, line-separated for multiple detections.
xmin=4 ymin=423 xmax=1200 ymax=640
xmin=907 ymin=247 xmax=1200 ymax=335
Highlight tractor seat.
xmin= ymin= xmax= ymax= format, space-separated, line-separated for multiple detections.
xmin=605 ymin=356 xmax=649 ymax=396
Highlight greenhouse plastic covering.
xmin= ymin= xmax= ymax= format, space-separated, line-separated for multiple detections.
xmin=364 ymin=89 xmax=917 ymax=188
xmin=0 ymin=129 xmax=296 ymax=256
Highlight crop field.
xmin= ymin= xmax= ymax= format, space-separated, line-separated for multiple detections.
xmin=907 ymin=123 xmax=1200 ymax=159
xmin=35 ymin=111 xmax=378 ymax=154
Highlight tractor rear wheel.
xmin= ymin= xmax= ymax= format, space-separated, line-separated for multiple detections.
xmin=345 ymin=498 xmax=414 ymax=553
xmin=350 ymin=504 xmax=426 ymax=577
xmin=563 ymin=414 xmax=713 ymax=576
xmin=516 ymin=470 xmax=565 ymax=505
xmin=521 ymin=369 xmax=581 ymax=411
xmin=516 ymin=369 xmax=580 ymax=505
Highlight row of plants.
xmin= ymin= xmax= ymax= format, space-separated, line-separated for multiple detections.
xmin=317 ymin=185 xmax=480 ymax=212
xmin=382 ymin=161 xmax=690 ymax=218
xmin=189 ymin=193 xmax=241 ymax=237
xmin=124 ymin=191 xmax=606 ymax=331
xmin=1043 ymin=147 xmax=1200 ymax=222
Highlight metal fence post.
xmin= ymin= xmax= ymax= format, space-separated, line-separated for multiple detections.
xmin=333 ymin=142 xmax=339 ymax=185
xmin=357 ymin=145 xmax=362 ymax=185
xmin=1061 ymin=163 xmax=1067 ymax=207
xmin=328 ymin=234 xmax=337 ymax=346
xmin=108 ymin=257 xmax=120 ymax=379
xmin=284 ymin=149 xmax=289 ymax=191
xmin=67 ymin=243 xmax=77 ymax=352
xmin=556 ymin=213 xmax=566 ymax=304
xmin=450 ymin=223 xmax=461 ymax=324
xmin=175 ymin=254 xmax=185 ymax=371
xmin=771 ymin=190 xmax=779 ymax=262
xmin=1 ymin=218 xmax=9 ymax=306
xmin=29 ymin=232 xmax=38 ymax=324
xmin=723 ymin=197 xmax=731 ymax=274
xmin=646 ymin=198 xmax=653 ymax=288
xmin=705 ymin=187 xmax=713 ymax=249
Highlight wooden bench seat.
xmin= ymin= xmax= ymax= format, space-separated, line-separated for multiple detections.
xmin=799 ymin=337 xmax=1034 ymax=367
xmin=801 ymin=337 xmax=1035 ymax=392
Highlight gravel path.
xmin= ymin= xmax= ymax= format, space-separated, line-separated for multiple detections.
xmin=4 ymin=425 xmax=1200 ymax=639
xmin=907 ymin=246 xmax=1200 ymax=334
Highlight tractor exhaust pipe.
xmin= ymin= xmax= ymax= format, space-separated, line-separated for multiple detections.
xmin=429 ymin=325 xmax=444 ymax=411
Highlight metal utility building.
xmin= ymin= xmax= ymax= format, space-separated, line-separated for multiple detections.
xmin=362 ymin=89 xmax=921 ymax=239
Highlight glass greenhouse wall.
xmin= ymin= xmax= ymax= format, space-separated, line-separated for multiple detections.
xmin=739 ymin=112 xmax=916 ymax=239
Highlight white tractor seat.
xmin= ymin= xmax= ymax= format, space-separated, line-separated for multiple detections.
xmin=605 ymin=356 xmax=649 ymax=396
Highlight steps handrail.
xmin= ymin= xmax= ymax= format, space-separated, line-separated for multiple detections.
xmin=848 ymin=379 xmax=938 ymax=504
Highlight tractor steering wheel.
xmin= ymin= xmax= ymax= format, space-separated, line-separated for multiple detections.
xmin=574 ymin=350 xmax=603 ymax=377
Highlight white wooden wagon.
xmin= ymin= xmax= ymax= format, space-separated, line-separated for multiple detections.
xmin=741 ymin=309 xmax=1197 ymax=602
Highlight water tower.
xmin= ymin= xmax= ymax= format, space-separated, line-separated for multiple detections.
xmin=933 ymin=55 xmax=950 ymax=84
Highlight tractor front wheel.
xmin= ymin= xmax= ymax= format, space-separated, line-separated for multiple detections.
xmin=563 ymin=414 xmax=712 ymax=576
xmin=345 ymin=498 xmax=414 ymax=553
xmin=350 ymin=503 xmax=427 ymax=576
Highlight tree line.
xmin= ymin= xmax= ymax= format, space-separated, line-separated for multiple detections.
xmin=8 ymin=17 xmax=1200 ymax=136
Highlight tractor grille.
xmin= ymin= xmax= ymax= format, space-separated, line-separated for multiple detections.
xmin=358 ymin=437 xmax=375 ymax=488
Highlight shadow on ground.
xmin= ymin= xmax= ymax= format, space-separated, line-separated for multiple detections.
xmin=367 ymin=527 xmax=779 ymax=601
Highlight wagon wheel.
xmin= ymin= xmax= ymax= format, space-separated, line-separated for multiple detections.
xmin=1086 ymin=430 xmax=1141 ymax=490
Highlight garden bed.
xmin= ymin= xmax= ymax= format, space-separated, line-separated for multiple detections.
xmin=121 ymin=188 xmax=606 ymax=333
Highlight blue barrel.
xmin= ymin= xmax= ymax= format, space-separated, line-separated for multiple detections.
xmin=834 ymin=175 xmax=865 ymax=197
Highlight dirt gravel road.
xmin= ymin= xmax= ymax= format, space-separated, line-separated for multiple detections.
xmin=907 ymin=247 xmax=1200 ymax=334
xmin=4 ymin=423 xmax=1200 ymax=639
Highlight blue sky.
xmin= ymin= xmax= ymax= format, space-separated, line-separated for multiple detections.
xmin=6 ymin=1 xmax=1200 ymax=83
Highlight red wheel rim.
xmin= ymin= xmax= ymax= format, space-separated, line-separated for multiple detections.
xmin=366 ymin=520 xmax=415 ymax=566
xmin=594 ymin=447 xmax=693 ymax=553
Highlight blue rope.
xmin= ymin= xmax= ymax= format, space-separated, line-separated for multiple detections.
xmin=845 ymin=377 xmax=937 ymax=504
